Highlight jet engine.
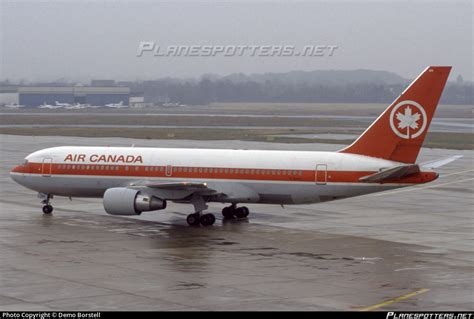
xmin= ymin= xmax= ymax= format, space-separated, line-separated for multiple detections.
xmin=103 ymin=187 xmax=166 ymax=215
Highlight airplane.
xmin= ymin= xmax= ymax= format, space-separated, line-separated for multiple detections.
xmin=38 ymin=102 xmax=63 ymax=109
xmin=10 ymin=66 xmax=460 ymax=226
xmin=55 ymin=101 xmax=72 ymax=107
xmin=4 ymin=103 xmax=25 ymax=109
xmin=64 ymin=103 xmax=89 ymax=110
xmin=105 ymin=101 xmax=128 ymax=108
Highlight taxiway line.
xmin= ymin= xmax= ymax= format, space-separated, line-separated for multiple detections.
xmin=359 ymin=288 xmax=430 ymax=311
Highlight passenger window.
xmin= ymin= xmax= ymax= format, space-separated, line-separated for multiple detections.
xmin=224 ymin=169 xmax=228 ymax=174
xmin=251 ymin=169 xmax=255 ymax=174
xmin=230 ymin=169 xmax=234 ymax=174
xmin=145 ymin=167 xmax=149 ymax=171
xmin=125 ymin=166 xmax=129 ymax=171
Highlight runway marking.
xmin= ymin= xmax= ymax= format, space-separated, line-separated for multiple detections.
xmin=359 ymin=288 xmax=430 ymax=311
xmin=372 ymin=178 xmax=474 ymax=196
xmin=394 ymin=266 xmax=437 ymax=272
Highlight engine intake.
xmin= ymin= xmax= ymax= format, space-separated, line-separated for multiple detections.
xmin=103 ymin=187 xmax=166 ymax=216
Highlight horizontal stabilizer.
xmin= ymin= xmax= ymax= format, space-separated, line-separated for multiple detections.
xmin=359 ymin=164 xmax=420 ymax=183
xmin=420 ymin=155 xmax=463 ymax=169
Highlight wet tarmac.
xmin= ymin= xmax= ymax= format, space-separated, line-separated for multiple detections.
xmin=0 ymin=135 xmax=473 ymax=310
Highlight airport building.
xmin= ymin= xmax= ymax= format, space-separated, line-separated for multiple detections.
xmin=18 ymin=86 xmax=130 ymax=107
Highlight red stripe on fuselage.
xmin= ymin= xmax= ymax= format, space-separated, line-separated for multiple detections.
xmin=12 ymin=162 xmax=438 ymax=184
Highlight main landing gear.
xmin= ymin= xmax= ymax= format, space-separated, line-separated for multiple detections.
xmin=185 ymin=195 xmax=250 ymax=227
xmin=186 ymin=194 xmax=216 ymax=227
xmin=186 ymin=212 xmax=216 ymax=226
xmin=41 ymin=194 xmax=53 ymax=214
xmin=185 ymin=206 xmax=249 ymax=226
xmin=221 ymin=204 xmax=249 ymax=219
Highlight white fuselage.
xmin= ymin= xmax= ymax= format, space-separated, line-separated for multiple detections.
xmin=10 ymin=146 xmax=421 ymax=205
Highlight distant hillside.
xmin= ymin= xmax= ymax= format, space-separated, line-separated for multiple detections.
xmin=206 ymin=69 xmax=407 ymax=86
xmin=4 ymin=69 xmax=471 ymax=105
xmin=130 ymin=69 xmax=471 ymax=105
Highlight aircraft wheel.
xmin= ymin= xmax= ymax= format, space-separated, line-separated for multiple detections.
xmin=234 ymin=207 xmax=247 ymax=219
xmin=42 ymin=205 xmax=53 ymax=214
xmin=186 ymin=213 xmax=201 ymax=226
xmin=241 ymin=206 xmax=250 ymax=218
xmin=221 ymin=207 xmax=234 ymax=219
xmin=200 ymin=213 xmax=216 ymax=226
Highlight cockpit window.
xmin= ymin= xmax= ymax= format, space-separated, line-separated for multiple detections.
xmin=22 ymin=159 xmax=28 ymax=166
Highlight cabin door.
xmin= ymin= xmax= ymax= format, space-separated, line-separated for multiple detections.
xmin=315 ymin=164 xmax=327 ymax=185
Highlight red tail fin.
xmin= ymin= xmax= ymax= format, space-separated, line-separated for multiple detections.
xmin=339 ymin=66 xmax=451 ymax=163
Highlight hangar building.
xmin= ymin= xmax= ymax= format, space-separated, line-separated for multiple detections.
xmin=18 ymin=86 xmax=130 ymax=107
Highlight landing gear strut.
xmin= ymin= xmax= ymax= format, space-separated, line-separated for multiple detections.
xmin=186 ymin=195 xmax=216 ymax=226
xmin=41 ymin=194 xmax=53 ymax=214
xmin=222 ymin=204 xmax=249 ymax=219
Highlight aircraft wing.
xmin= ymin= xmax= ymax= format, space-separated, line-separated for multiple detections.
xmin=359 ymin=164 xmax=420 ymax=183
xmin=128 ymin=180 xmax=259 ymax=202
xmin=128 ymin=181 xmax=219 ymax=198
xmin=141 ymin=181 xmax=212 ymax=191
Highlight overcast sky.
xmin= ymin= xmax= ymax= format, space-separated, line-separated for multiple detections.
xmin=1 ymin=0 xmax=472 ymax=82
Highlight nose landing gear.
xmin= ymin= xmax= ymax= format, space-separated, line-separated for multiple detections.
xmin=40 ymin=193 xmax=53 ymax=214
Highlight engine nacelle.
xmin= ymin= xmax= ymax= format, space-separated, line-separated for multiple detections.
xmin=103 ymin=187 xmax=167 ymax=216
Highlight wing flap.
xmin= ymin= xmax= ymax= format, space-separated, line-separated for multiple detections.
xmin=143 ymin=182 xmax=210 ymax=191
xmin=129 ymin=181 xmax=219 ymax=196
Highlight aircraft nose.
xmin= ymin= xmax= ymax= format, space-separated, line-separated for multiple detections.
xmin=11 ymin=165 xmax=25 ymax=174
xmin=10 ymin=165 xmax=26 ymax=184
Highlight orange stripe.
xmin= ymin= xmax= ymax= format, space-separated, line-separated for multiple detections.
xmin=13 ymin=162 xmax=437 ymax=184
